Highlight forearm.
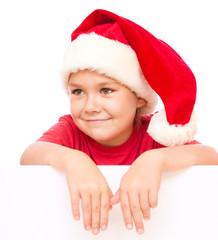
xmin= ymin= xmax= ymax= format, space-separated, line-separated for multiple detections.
xmin=146 ymin=144 xmax=218 ymax=172
xmin=20 ymin=141 xmax=90 ymax=171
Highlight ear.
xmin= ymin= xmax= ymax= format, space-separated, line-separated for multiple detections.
xmin=137 ymin=98 xmax=147 ymax=108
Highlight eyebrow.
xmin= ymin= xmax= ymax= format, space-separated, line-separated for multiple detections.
xmin=68 ymin=82 xmax=82 ymax=88
xmin=68 ymin=80 xmax=118 ymax=88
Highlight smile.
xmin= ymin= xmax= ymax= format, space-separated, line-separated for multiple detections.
xmin=85 ymin=119 xmax=111 ymax=124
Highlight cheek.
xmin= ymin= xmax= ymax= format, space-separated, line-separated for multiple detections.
xmin=111 ymin=98 xmax=138 ymax=118
xmin=69 ymin=99 xmax=82 ymax=118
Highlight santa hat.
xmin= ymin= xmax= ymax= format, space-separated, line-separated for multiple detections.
xmin=60 ymin=9 xmax=198 ymax=146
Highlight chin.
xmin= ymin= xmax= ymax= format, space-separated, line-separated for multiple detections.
xmin=90 ymin=134 xmax=115 ymax=146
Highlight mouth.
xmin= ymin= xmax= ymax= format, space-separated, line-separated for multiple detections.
xmin=85 ymin=118 xmax=111 ymax=124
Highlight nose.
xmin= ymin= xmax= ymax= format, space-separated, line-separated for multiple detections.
xmin=84 ymin=94 xmax=102 ymax=113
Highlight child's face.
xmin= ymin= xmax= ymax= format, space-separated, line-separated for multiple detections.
xmin=68 ymin=70 xmax=146 ymax=147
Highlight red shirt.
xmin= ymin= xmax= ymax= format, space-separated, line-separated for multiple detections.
xmin=37 ymin=114 xmax=198 ymax=165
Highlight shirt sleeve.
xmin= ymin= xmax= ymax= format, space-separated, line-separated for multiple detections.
xmin=152 ymin=139 xmax=201 ymax=149
xmin=187 ymin=140 xmax=201 ymax=145
xmin=36 ymin=115 xmax=76 ymax=148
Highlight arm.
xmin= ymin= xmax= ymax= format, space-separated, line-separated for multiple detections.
xmin=153 ymin=144 xmax=218 ymax=171
xmin=111 ymin=144 xmax=218 ymax=234
xmin=20 ymin=141 xmax=113 ymax=234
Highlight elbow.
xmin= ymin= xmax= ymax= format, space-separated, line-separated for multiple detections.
xmin=20 ymin=143 xmax=36 ymax=165
xmin=209 ymin=146 xmax=218 ymax=164
xmin=194 ymin=145 xmax=218 ymax=165
xmin=204 ymin=145 xmax=218 ymax=165
xmin=20 ymin=150 xmax=28 ymax=165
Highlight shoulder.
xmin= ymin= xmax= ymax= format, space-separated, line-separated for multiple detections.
xmin=58 ymin=114 xmax=74 ymax=125
xmin=37 ymin=114 xmax=80 ymax=147
xmin=56 ymin=114 xmax=83 ymax=137
xmin=56 ymin=114 xmax=79 ymax=131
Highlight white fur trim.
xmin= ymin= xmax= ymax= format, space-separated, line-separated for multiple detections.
xmin=147 ymin=109 xmax=198 ymax=146
xmin=60 ymin=32 xmax=157 ymax=114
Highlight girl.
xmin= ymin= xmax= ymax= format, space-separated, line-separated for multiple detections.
xmin=20 ymin=9 xmax=218 ymax=235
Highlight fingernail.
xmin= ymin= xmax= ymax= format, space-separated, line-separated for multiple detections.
xmin=143 ymin=215 xmax=150 ymax=220
xmin=127 ymin=224 xmax=133 ymax=230
xmin=92 ymin=228 xmax=99 ymax=235
xmin=74 ymin=216 xmax=80 ymax=221
xmin=137 ymin=228 xmax=144 ymax=234
xmin=86 ymin=225 xmax=91 ymax=231
xmin=101 ymin=224 xmax=107 ymax=230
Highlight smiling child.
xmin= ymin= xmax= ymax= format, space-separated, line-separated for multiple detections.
xmin=20 ymin=9 xmax=218 ymax=235
xmin=68 ymin=70 xmax=146 ymax=147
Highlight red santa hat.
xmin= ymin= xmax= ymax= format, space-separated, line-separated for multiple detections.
xmin=60 ymin=9 xmax=198 ymax=146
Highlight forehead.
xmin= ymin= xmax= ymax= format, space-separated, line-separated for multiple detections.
xmin=68 ymin=70 xmax=119 ymax=85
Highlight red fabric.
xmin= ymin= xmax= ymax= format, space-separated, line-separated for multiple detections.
xmin=71 ymin=9 xmax=197 ymax=126
xmin=37 ymin=115 xmax=199 ymax=165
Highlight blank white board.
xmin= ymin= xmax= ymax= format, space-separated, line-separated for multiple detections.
xmin=0 ymin=166 xmax=218 ymax=240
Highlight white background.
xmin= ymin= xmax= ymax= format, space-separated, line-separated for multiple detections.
xmin=0 ymin=0 xmax=217 ymax=165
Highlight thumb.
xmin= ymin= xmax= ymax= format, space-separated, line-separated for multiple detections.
xmin=110 ymin=189 xmax=120 ymax=205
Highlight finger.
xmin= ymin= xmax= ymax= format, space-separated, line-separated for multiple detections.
xmin=108 ymin=188 xmax=114 ymax=209
xmin=110 ymin=189 xmax=120 ymax=205
xmin=148 ymin=188 xmax=158 ymax=208
xmin=139 ymin=192 xmax=150 ymax=220
xmin=71 ymin=190 xmax=81 ymax=221
xmin=108 ymin=187 xmax=114 ymax=199
xmin=81 ymin=193 xmax=92 ymax=231
xmin=91 ymin=192 xmax=101 ymax=235
xmin=129 ymin=193 xmax=144 ymax=234
xmin=100 ymin=192 xmax=110 ymax=231
xmin=120 ymin=191 xmax=133 ymax=230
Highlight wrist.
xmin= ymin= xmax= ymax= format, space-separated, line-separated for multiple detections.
xmin=45 ymin=144 xmax=89 ymax=172
xmin=61 ymin=149 xmax=91 ymax=172
xmin=136 ymin=149 xmax=165 ymax=171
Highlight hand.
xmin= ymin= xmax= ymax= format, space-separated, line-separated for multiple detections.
xmin=110 ymin=150 xmax=163 ymax=234
xmin=64 ymin=152 xmax=113 ymax=235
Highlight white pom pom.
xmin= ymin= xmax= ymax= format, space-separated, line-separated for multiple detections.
xmin=147 ymin=109 xmax=198 ymax=146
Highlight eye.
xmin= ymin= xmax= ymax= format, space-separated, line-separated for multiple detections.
xmin=100 ymin=88 xmax=113 ymax=95
xmin=72 ymin=89 xmax=84 ymax=95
